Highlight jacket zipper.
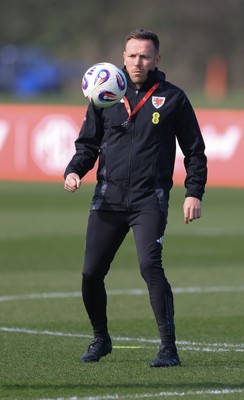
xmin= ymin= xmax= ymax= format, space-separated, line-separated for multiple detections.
xmin=126 ymin=90 xmax=139 ymax=210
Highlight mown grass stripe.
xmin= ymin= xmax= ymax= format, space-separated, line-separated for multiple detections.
xmin=0 ymin=285 xmax=244 ymax=302
xmin=1 ymin=327 xmax=243 ymax=352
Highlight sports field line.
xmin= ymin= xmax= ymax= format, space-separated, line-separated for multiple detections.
xmin=0 ymin=285 xmax=244 ymax=302
xmin=35 ymin=388 xmax=244 ymax=400
xmin=1 ymin=327 xmax=243 ymax=353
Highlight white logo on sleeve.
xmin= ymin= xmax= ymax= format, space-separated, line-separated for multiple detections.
xmin=156 ymin=236 xmax=163 ymax=246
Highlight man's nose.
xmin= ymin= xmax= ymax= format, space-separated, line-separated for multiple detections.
xmin=134 ymin=56 xmax=141 ymax=65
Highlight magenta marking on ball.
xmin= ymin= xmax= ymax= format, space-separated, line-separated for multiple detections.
xmin=82 ymin=76 xmax=88 ymax=90
xmin=98 ymin=91 xmax=117 ymax=102
xmin=94 ymin=69 xmax=110 ymax=86
xmin=116 ymin=72 xmax=126 ymax=90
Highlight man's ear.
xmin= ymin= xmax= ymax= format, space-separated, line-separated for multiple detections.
xmin=123 ymin=51 xmax=126 ymax=66
xmin=155 ymin=53 xmax=161 ymax=66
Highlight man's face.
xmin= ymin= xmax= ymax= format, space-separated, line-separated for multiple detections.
xmin=123 ymin=39 xmax=160 ymax=88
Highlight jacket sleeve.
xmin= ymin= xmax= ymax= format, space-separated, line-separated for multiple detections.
xmin=175 ymin=92 xmax=207 ymax=200
xmin=64 ymin=104 xmax=104 ymax=179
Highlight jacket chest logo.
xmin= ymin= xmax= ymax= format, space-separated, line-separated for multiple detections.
xmin=152 ymin=96 xmax=166 ymax=109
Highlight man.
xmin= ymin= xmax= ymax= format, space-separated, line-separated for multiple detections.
xmin=64 ymin=29 xmax=207 ymax=367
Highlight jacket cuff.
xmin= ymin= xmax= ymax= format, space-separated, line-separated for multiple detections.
xmin=185 ymin=187 xmax=205 ymax=201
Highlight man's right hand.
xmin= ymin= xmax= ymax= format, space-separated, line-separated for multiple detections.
xmin=64 ymin=173 xmax=81 ymax=193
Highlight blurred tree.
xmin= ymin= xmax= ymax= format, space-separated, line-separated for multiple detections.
xmin=0 ymin=0 xmax=243 ymax=91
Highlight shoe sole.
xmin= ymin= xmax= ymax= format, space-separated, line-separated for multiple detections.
xmin=150 ymin=359 xmax=181 ymax=368
xmin=80 ymin=346 xmax=112 ymax=363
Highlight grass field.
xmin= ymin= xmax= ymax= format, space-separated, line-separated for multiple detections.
xmin=0 ymin=182 xmax=243 ymax=400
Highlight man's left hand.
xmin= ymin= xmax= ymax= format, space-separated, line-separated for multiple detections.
xmin=183 ymin=197 xmax=202 ymax=224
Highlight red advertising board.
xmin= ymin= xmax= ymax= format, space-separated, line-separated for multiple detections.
xmin=0 ymin=104 xmax=243 ymax=187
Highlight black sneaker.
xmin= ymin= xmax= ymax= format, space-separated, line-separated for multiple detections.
xmin=150 ymin=345 xmax=181 ymax=367
xmin=80 ymin=335 xmax=112 ymax=362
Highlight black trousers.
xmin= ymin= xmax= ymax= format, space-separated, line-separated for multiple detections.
xmin=82 ymin=210 xmax=176 ymax=346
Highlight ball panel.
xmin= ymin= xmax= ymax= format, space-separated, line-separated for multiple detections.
xmin=82 ymin=62 xmax=127 ymax=108
xmin=116 ymin=71 xmax=127 ymax=91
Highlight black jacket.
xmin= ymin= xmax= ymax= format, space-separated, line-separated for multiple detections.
xmin=64 ymin=68 xmax=207 ymax=212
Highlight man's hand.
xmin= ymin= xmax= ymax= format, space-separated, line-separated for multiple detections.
xmin=64 ymin=173 xmax=81 ymax=193
xmin=183 ymin=196 xmax=202 ymax=224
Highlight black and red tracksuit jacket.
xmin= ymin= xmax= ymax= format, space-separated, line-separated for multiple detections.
xmin=64 ymin=68 xmax=207 ymax=213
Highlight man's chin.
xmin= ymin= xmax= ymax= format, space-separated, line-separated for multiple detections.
xmin=131 ymin=76 xmax=144 ymax=87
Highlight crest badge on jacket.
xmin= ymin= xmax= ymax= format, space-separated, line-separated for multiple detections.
xmin=152 ymin=96 xmax=166 ymax=109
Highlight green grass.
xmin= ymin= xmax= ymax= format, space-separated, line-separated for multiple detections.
xmin=0 ymin=182 xmax=243 ymax=400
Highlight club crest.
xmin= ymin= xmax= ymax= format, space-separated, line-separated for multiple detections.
xmin=152 ymin=96 xmax=166 ymax=109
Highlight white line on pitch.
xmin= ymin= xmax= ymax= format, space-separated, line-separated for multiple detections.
xmin=34 ymin=388 xmax=244 ymax=400
xmin=0 ymin=327 xmax=243 ymax=353
xmin=0 ymin=285 xmax=244 ymax=302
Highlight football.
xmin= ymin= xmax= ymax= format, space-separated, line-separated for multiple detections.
xmin=81 ymin=62 xmax=127 ymax=108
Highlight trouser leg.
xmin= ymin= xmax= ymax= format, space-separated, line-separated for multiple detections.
xmin=82 ymin=211 xmax=129 ymax=338
xmin=130 ymin=211 xmax=176 ymax=346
